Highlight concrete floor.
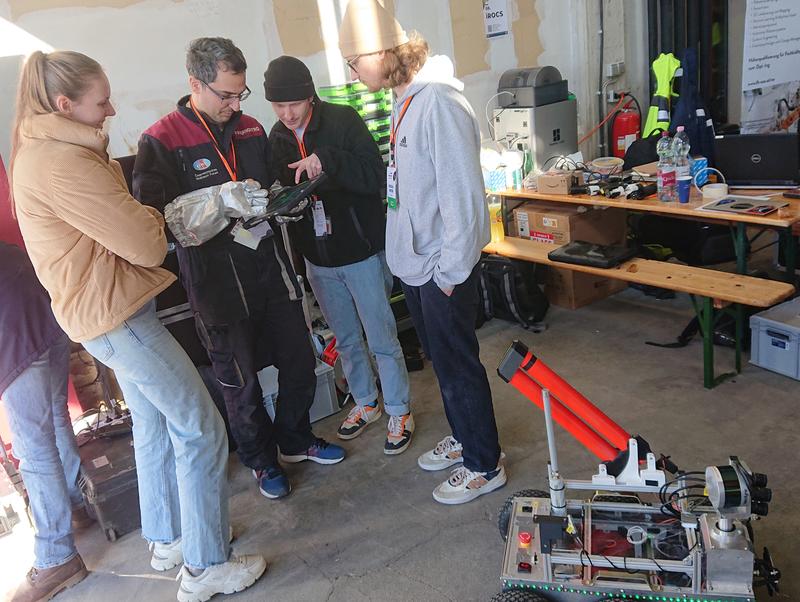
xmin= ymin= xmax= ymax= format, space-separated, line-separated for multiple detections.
xmin=3 ymin=286 xmax=799 ymax=601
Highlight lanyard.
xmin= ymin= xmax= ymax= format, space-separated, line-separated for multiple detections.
xmin=190 ymin=98 xmax=238 ymax=181
xmin=389 ymin=95 xmax=414 ymax=162
xmin=290 ymin=106 xmax=315 ymax=160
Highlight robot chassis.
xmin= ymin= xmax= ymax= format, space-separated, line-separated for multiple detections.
xmin=492 ymin=341 xmax=780 ymax=602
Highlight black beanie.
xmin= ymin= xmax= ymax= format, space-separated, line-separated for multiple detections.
xmin=263 ymin=55 xmax=315 ymax=102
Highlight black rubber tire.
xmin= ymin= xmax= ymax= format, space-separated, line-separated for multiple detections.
xmin=490 ymin=590 xmax=550 ymax=602
xmin=498 ymin=489 xmax=548 ymax=542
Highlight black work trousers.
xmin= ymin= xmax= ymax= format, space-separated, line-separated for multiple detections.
xmin=401 ymin=265 xmax=501 ymax=473
xmin=195 ymin=241 xmax=317 ymax=470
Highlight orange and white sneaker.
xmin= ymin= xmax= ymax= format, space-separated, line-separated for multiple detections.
xmin=432 ymin=465 xmax=507 ymax=505
xmin=337 ymin=402 xmax=382 ymax=440
xmin=384 ymin=413 xmax=414 ymax=455
xmin=417 ymin=435 xmax=463 ymax=471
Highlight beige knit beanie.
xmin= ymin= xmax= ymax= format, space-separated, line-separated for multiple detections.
xmin=338 ymin=0 xmax=409 ymax=57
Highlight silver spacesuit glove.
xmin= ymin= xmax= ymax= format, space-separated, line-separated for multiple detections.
xmin=164 ymin=179 xmax=270 ymax=247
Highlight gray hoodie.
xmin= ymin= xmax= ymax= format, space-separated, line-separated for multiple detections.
xmin=387 ymin=55 xmax=489 ymax=290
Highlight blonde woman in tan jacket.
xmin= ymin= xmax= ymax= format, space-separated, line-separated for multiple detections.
xmin=10 ymin=51 xmax=265 ymax=602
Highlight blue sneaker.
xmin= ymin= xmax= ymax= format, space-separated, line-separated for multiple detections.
xmin=280 ymin=439 xmax=345 ymax=465
xmin=253 ymin=466 xmax=291 ymax=499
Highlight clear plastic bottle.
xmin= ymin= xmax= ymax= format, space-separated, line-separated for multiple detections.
xmin=656 ymin=131 xmax=676 ymax=202
xmin=672 ymin=125 xmax=691 ymax=179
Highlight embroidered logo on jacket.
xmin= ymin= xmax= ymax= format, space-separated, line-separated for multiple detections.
xmin=399 ymin=136 xmax=407 ymax=148
xmin=193 ymin=158 xmax=212 ymax=171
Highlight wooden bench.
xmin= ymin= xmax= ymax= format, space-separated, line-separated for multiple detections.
xmin=484 ymin=237 xmax=796 ymax=388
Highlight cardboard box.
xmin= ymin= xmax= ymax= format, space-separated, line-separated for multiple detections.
xmin=537 ymin=171 xmax=578 ymax=195
xmin=543 ymin=267 xmax=627 ymax=309
xmin=512 ymin=203 xmax=626 ymax=247
xmin=511 ymin=200 xmax=629 ymax=309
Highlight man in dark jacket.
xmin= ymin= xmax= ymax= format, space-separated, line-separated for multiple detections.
xmin=132 ymin=38 xmax=345 ymax=501
xmin=1 ymin=242 xmax=89 ymax=601
xmin=264 ymin=56 xmax=413 ymax=455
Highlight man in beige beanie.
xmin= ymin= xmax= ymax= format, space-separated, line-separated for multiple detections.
xmin=338 ymin=0 xmax=507 ymax=506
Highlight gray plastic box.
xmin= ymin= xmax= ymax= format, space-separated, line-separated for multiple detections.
xmin=259 ymin=359 xmax=340 ymax=423
xmin=749 ymin=297 xmax=800 ymax=380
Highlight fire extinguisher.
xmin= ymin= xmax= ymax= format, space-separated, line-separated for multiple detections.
xmin=611 ymin=106 xmax=641 ymax=159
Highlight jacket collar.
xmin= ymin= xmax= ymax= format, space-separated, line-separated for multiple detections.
xmin=177 ymin=95 xmax=243 ymax=149
xmin=20 ymin=113 xmax=109 ymax=161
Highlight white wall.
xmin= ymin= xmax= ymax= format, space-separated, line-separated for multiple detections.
xmin=0 ymin=0 xmax=633 ymax=162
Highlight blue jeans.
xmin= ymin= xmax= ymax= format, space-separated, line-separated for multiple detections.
xmin=82 ymin=300 xmax=229 ymax=569
xmin=1 ymin=333 xmax=82 ymax=569
xmin=305 ymin=252 xmax=411 ymax=416
xmin=401 ymin=266 xmax=501 ymax=472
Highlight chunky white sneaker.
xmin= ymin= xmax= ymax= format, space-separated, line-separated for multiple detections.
xmin=417 ymin=435 xmax=463 ymax=471
xmin=150 ymin=538 xmax=184 ymax=572
xmin=177 ymin=554 xmax=266 ymax=602
xmin=150 ymin=527 xmax=235 ymax=572
xmin=432 ymin=465 xmax=507 ymax=505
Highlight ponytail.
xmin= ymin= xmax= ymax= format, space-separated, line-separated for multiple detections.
xmin=9 ymin=50 xmax=104 ymax=215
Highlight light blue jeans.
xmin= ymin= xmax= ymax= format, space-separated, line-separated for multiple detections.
xmin=1 ymin=333 xmax=82 ymax=569
xmin=82 ymin=300 xmax=229 ymax=569
xmin=305 ymin=252 xmax=411 ymax=416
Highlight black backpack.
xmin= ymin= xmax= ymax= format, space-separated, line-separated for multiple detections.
xmin=477 ymin=254 xmax=549 ymax=331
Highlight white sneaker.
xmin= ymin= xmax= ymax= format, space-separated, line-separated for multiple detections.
xmin=417 ymin=435 xmax=463 ymax=471
xmin=150 ymin=527 xmax=235 ymax=572
xmin=177 ymin=554 xmax=267 ymax=602
xmin=432 ymin=465 xmax=507 ymax=505
xmin=150 ymin=538 xmax=184 ymax=572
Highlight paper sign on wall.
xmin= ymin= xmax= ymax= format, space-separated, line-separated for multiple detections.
xmin=484 ymin=0 xmax=509 ymax=39
xmin=742 ymin=0 xmax=800 ymax=92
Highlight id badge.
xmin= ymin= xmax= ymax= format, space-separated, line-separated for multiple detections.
xmin=386 ymin=165 xmax=398 ymax=210
xmin=312 ymin=199 xmax=327 ymax=237
xmin=231 ymin=220 xmax=261 ymax=250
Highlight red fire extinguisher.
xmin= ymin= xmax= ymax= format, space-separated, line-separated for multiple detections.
xmin=611 ymin=106 xmax=640 ymax=159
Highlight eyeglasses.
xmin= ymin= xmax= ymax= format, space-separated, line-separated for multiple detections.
xmin=345 ymin=55 xmax=363 ymax=73
xmin=200 ymin=79 xmax=251 ymax=103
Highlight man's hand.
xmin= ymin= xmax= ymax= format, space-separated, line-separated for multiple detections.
xmin=288 ymin=153 xmax=322 ymax=184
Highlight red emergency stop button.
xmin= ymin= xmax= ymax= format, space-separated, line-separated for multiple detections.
xmin=518 ymin=531 xmax=532 ymax=546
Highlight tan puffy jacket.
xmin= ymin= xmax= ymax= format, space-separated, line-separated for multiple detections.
xmin=12 ymin=114 xmax=175 ymax=342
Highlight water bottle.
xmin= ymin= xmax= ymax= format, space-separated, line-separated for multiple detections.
xmin=672 ymin=126 xmax=691 ymax=179
xmin=656 ymin=131 xmax=676 ymax=202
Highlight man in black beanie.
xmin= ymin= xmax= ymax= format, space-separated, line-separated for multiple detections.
xmin=265 ymin=56 xmax=416 ymax=456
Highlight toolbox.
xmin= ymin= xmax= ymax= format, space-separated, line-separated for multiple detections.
xmin=750 ymin=296 xmax=800 ymax=380
xmin=78 ymin=424 xmax=140 ymax=542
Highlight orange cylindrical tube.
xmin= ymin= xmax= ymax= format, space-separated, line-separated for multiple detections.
xmin=522 ymin=359 xmax=630 ymax=452
xmin=508 ymin=370 xmax=619 ymax=461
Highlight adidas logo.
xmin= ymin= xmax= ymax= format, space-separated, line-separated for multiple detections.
xmin=399 ymin=136 xmax=407 ymax=148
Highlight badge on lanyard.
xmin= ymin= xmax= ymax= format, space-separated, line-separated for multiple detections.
xmin=386 ymin=165 xmax=398 ymax=210
xmin=312 ymin=199 xmax=328 ymax=237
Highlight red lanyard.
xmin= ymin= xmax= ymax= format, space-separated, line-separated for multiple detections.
xmin=290 ymin=106 xmax=315 ymax=159
xmin=190 ymin=98 xmax=238 ymax=181
xmin=389 ymin=95 xmax=414 ymax=160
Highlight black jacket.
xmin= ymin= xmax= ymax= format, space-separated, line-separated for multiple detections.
xmin=0 ymin=242 xmax=64 ymax=396
xmin=132 ymin=96 xmax=301 ymax=325
xmin=269 ymin=99 xmax=386 ymax=267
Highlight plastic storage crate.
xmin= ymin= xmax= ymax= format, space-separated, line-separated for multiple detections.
xmin=749 ymin=297 xmax=800 ymax=380
xmin=259 ymin=359 xmax=341 ymax=423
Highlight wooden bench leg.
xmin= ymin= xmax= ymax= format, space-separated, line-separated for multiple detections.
xmin=691 ymin=296 xmax=741 ymax=389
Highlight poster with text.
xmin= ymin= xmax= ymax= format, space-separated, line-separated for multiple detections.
xmin=484 ymin=0 xmax=509 ymax=38
xmin=742 ymin=0 xmax=800 ymax=91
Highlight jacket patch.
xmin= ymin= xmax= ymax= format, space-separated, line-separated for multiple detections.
xmin=192 ymin=158 xmax=212 ymax=171
xmin=399 ymin=136 xmax=407 ymax=148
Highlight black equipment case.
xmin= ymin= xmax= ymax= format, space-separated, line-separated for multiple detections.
xmin=78 ymin=426 xmax=140 ymax=542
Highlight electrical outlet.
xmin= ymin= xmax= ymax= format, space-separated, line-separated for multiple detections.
xmin=607 ymin=89 xmax=626 ymax=104
xmin=605 ymin=61 xmax=625 ymax=78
